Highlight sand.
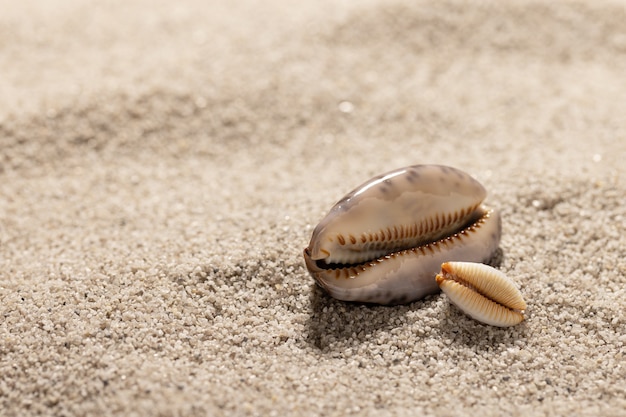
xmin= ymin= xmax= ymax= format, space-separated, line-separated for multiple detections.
xmin=1 ymin=0 xmax=625 ymax=415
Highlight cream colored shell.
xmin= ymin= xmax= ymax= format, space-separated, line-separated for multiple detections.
xmin=436 ymin=261 xmax=526 ymax=327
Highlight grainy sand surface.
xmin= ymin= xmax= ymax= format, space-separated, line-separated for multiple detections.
xmin=1 ymin=0 xmax=625 ymax=416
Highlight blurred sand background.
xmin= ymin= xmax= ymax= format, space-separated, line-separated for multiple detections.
xmin=1 ymin=0 xmax=625 ymax=415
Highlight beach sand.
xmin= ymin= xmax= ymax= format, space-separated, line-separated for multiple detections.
xmin=1 ymin=0 xmax=625 ymax=415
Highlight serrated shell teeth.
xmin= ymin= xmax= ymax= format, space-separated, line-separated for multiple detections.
xmin=436 ymin=262 xmax=526 ymax=327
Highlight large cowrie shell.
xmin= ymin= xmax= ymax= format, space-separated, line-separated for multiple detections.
xmin=303 ymin=164 xmax=501 ymax=305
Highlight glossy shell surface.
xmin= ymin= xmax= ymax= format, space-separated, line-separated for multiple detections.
xmin=436 ymin=261 xmax=526 ymax=327
xmin=303 ymin=164 xmax=501 ymax=305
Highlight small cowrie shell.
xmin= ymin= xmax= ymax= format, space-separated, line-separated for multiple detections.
xmin=436 ymin=261 xmax=526 ymax=327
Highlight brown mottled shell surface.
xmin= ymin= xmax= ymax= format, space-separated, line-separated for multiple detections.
xmin=436 ymin=261 xmax=526 ymax=327
xmin=303 ymin=165 xmax=502 ymax=305
xmin=306 ymin=165 xmax=487 ymax=265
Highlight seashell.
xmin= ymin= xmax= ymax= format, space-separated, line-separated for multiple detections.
xmin=303 ymin=164 xmax=501 ymax=305
xmin=436 ymin=261 xmax=526 ymax=327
